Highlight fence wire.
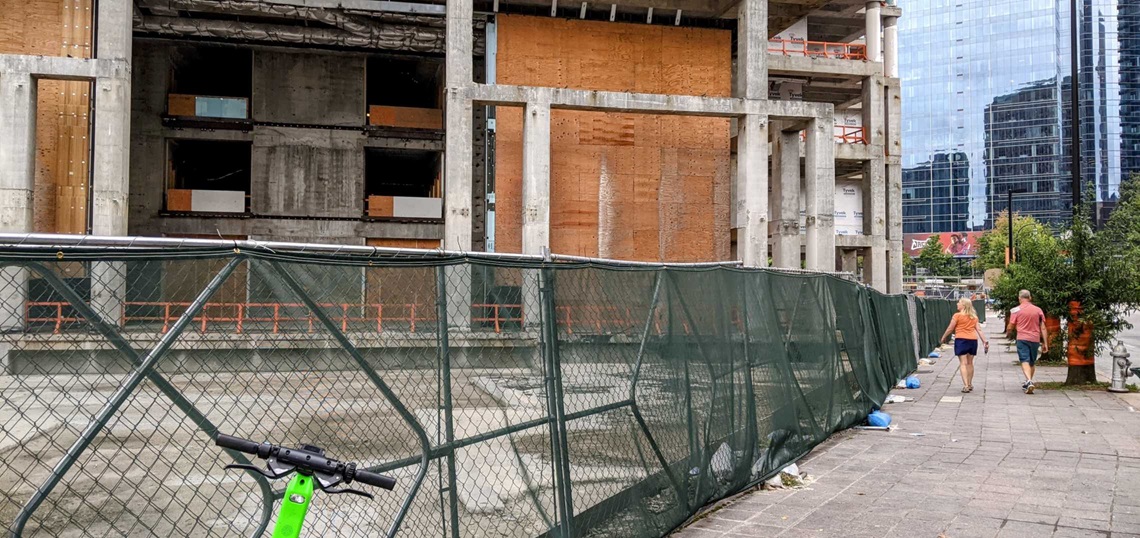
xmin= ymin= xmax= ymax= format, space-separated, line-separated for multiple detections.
xmin=0 ymin=240 xmax=955 ymax=538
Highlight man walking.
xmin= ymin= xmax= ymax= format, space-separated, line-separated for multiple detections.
xmin=1007 ymin=290 xmax=1049 ymax=394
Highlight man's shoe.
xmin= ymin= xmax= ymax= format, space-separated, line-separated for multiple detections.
xmin=1025 ymin=382 xmax=1035 ymax=395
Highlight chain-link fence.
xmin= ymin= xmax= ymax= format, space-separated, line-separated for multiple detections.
xmin=0 ymin=236 xmax=955 ymax=538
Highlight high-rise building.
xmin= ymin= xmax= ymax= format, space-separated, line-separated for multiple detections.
xmin=900 ymin=0 xmax=1140 ymax=241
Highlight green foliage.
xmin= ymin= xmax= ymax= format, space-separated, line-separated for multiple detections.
xmin=990 ymin=182 xmax=1140 ymax=368
xmin=973 ymin=212 xmax=1058 ymax=272
xmin=915 ymin=237 xmax=955 ymax=276
xmin=903 ymin=253 xmax=916 ymax=276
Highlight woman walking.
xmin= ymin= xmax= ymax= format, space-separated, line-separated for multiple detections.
xmin=940 ymin=298 xmax=989 ymax=393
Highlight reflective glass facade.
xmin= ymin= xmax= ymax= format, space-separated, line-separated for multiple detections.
xmin=899 ymin=0 xmax=1140 ymax=233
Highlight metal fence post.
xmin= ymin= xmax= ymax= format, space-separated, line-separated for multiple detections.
xmin=538 ymin=265 xmax=574 ymax=536
xmin=436 ymin=265 xmax=461 ymax=538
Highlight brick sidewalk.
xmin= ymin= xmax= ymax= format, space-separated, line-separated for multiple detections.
xmin=673 ymin=316 xmax=1140 ymax=538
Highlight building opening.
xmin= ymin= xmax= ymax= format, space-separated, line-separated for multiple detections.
xmin=166 ymin=140 xmax=251 ymax=213
xmin=364 ymin=148 xmax=442 ymax=219
xmin=168 ymin=46 xmax=252 ymax=119
xmin=366 ymin=56 xmax=443 ymax=129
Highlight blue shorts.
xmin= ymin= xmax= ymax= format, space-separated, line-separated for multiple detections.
xmin=1016 ymin=340 xmax=1040 ymax=365
xmin=954 ymin=339 xmax=978 ymax=356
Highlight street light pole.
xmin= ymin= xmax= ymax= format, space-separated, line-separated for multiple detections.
xmin=1006 ymin=189 xmax=1026 ymax=266
xmin=1071 ymin=0 xmax=1081 ymax=214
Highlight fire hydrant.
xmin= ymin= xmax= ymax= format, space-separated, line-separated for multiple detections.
xmin=1109 ymin=341 xmax=1132 ymax=393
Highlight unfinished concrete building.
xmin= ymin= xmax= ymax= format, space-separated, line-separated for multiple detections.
xmin=0 ymin=0 xmax=902 ymax=292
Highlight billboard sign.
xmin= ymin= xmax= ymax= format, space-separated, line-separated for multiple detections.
xmin=904 ymin=232 xmax=982 ymax=257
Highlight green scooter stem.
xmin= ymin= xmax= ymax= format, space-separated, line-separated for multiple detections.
xmin=272 ymin=473 xmax=314 ymax=538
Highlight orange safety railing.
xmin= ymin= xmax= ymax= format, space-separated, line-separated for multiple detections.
xmin=768 ymin=39 xmax=867 ymax=61
xmin=799 ymin=125 xmax=868 ymax=144
xmin=25 ymin=302 xmax=82 ymax=334
xmin=472 ymin=303 xmax=523 ymax=333
xmin=24 ymin=300 xmax=748 ymax=337
xmin=835 ymin=125 xmax=867 ymax=144
xmin=119 ymin=301 xmax=435 ymax=334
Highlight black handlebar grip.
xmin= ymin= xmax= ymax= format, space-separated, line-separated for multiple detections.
xmin=354 ymin=470 xmax=397 ymax=490
xmin=215 ymin=433 xmax=261 ymax=455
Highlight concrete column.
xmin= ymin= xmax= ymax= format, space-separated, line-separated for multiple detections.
xmin=862 ymin=76 xmax=885 ymax=147
xmin=888 ymin=241 xmax=904 ymax=293
xmin=736 ymin=0 xmax=767 ymax=100
xmin=444 ymin=0 xmax=475 ymax=328
xmin=840 ymin=249 xmax=858 ymax=275
xmin=521 ymin=102 xmax=550 ymax=327
xmin=90 ymin=0 xmax=134 ymax=327
xmin=0 ymin=72 xmax=35 ymax=332
xmin=804 ymin=117 xmax=835 ymax=272
xmin=737 ymin=114 xmax=769 ymax=267
xmin=865 ymin=245 xmax=886 ymax=292
xmin=885 ymin=79 xmax=903 ymax=292
xmin=0 ymin=71 xmax=35 ymax=234
xmin=864 ymin=160 xmax=887 ymax=292
xmin=521 ymin=102 xmax=551 ymax=256
xmin=770 ymin=127 xmax=800 ymax=268
xmin=735 ymin=0 xmax=768 ymax=267
xmin=865 ymin=1 xmax=882 ymax=64
xmin=444 ymin=0 xmax=474 ymax=252
xmin=883 ymin=16 xmax=899 ymax=78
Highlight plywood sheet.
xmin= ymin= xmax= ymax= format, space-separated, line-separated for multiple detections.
xmin=495 ymin=15 xmax=731 ymax=263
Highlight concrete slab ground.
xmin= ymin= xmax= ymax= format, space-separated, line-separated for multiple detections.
xmin=673 ymin=315 xmax=1140 ymax=538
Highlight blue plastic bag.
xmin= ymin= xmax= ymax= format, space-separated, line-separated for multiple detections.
xmin=867 ymin=410 xmax=892 ymax=427
xmin=905 ymin=376 xmax=921 ymax=389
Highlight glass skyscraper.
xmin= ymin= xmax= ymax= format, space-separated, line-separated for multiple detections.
xmin=899 ymin=0 xmax=1140 ymax=235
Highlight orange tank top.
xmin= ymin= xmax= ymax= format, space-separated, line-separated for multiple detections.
xmin=953 ymin=312 xmax=979 ymax=340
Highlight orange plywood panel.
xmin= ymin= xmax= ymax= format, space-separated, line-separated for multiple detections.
xmin=168 ymin=94 xmax=197 ymax=117
xmin=367 ymin=195 xmax=395 ymax=217
xmin=368 ymin=106 xmax=443 ymax=130
xmin=495 ymin=14 xmax=730 ymax=262
xmin=166 ymin=189 xmax=192 ymax=212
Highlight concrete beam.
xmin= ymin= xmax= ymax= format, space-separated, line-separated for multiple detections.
xmin=770 ymin=128 xmax=800 ymax=268
xmin=835 ymin=234 xmax=872 ymax=249
xmin=156 ymin=216 xmax=444 ymax=239
xmin=260 ymin=0 xmax=447 ymax=13
xmin=836 ymin=142 xmax=875 ymax=161
xmin=467 ymin=84 xmax=750 ymax=116
xmin=804 ymin=116 xmax=835 ymax=271
xmin=0 ymin=55 xmax=129 ymax=80
xmin=465 ymin=84 xmax=833 ymax=120
xmin=766 ymin=54 xmax=884 ymax=78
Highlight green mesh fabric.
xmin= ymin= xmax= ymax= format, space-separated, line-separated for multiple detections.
xmin=0 ymin=246 xmax=957 ymax=538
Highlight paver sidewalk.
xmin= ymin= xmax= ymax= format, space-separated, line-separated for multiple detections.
xmin=673 ymin=315 xmax=1140 ymax=538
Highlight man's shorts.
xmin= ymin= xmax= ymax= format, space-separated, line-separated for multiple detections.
xmin=954 ymin=338 xmax=978 ymax=356
xmin=1016 ymin=340 xmax=1040 ymax=366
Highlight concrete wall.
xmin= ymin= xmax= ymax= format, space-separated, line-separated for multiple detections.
xmin=251 ymin=127 xmax=364 ymax=217
xmin=252 ymin=51 xmax=365 ymax=126
xmin=2 ymin=0 xmax=94 ymax=235
xmin=128 ymin=41 xmax=439 ymax=245
xmin=493 ymin=15 xmax=732 ymax=262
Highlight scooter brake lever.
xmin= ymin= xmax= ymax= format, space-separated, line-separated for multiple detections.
xmin=319 ymin=484 xmax=375 ymax=500
xmin=224 ymin=463 xmax=292 ymax=480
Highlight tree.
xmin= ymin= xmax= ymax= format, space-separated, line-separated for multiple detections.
xmin=903 ymin=253 xmax=916 ymax=276
xmin=915 ymin=236 xmax=955 ymax=276
xmin=1062 ymin=177 xmax=1140 ymax=383
xmin=973 ymin=211 xmax=1058 ymax=271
